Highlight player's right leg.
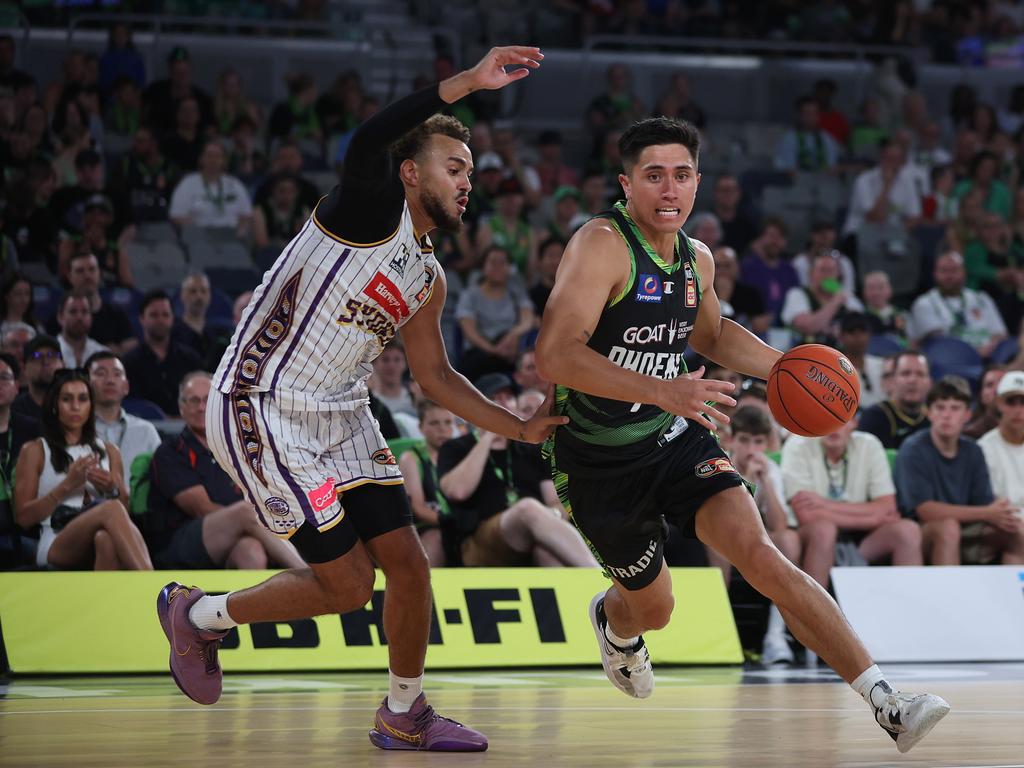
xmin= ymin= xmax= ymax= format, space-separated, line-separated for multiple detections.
xmin=695 ymin=486 xmax=949 ymax=753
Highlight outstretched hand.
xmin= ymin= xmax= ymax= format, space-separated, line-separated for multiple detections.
xmin=467 ymin=46 xmax=543 ymax=92
xmin=518 ymin=383 xmax=568 ymax=444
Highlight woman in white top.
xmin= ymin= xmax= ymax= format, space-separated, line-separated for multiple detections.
xmin=14 ymin=369 xmax=152 ymax=569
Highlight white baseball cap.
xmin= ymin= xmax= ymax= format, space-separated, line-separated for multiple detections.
xmin=997 ymin=370 xmax=1024 ymax=398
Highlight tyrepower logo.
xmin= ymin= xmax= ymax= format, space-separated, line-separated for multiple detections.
xmin=365 ymin=272 xmax=409 ymax=323
xmin=307 ymin=477 xmax=338 ymax=512
xmin=695 ymin=458 xmax=736 ymax=479
xmin=635 ymin=273 xmax=662 ymax=304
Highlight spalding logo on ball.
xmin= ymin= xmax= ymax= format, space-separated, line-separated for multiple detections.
xmin=766 ymin=344 xmax=861 ymax=437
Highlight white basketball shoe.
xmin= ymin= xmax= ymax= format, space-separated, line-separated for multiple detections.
xmin=588 ymin=592 xmax=654 ymax=699
xmin=873 ymin=686 xmax=951 ymax=753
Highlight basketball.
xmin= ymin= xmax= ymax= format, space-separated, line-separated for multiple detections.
xmin=766 ymin=344 xmax=861 ymax=437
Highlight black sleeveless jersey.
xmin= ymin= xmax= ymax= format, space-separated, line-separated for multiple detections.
xmin=550 ymin=201 xmax=703 ymax=476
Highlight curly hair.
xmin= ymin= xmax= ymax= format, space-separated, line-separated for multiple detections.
xmin=391 ymin=114 xmax=471 ymax=164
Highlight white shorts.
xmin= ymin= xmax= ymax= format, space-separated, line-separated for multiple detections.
xmin=206 ymin=390 xmax=403 ymax=536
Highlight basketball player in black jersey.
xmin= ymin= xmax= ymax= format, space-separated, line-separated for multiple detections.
xmin=535 ymin=118 xmax=949 ymax=753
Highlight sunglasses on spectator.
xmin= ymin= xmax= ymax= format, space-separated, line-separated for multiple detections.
xmin=30 ymin=350 xmax=62 ymax=361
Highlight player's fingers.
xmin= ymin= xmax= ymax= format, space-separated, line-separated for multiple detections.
xmin=688 ymin=365 xmax=705 ymax=380
xmin=702 ymin=405 xmax=731 ymax=425
xmin=692 ymin=413 xmax=718 ymax=431
xmin=505 ymin=68 xmax=532 ymax=81
xmin=496 ymin=46 xmax=544 ymax=60
xmin=703 ymin=379 xmax=737 ymax=392
xmin=541 ymin=415 xmax=570 ymax=426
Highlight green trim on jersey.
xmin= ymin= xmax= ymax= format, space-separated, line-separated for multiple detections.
xmin=614 ymin=201 xmax=684 ymax=274
xmin=607 ymin=217 xmax=637 ymax=308
xmin=548 ymin=451 xmax=609 ymax=574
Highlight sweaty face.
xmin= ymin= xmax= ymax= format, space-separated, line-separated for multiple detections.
xmin=620 ymin=144 xmax=700 ymax=236
xmin=415 ymin=135 xmax=472 ymax=234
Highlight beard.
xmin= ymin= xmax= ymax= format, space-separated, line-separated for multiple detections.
xmin=421 ymin=187 xmax=463 ymax=233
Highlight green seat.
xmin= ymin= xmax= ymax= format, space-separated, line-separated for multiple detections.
xmin=886 ymin=448 xmax=897 ymax=471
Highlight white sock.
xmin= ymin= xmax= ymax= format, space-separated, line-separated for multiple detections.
xmin=188 ymin=593 xmax=237 ymax=632
xmin=387 ymin=672 xmax=423 ymax=714
xmin=851 ymin=664 xmax=894 ymax=710
xmin=604 ymin=622 xmax=639 ymax=651
xmin=764 ymin=604 xmax=787 ymax=641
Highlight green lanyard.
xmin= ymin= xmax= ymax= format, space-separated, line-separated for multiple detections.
xmin=0 ymin=429 xmax=14 ymax=501
xmin=489 ymin=448 xmax=519 ymax=507
xmin=203 ymin=178 xmax=226 ymax=212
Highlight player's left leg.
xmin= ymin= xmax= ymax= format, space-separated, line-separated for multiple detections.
xmin=695 ymin=487 xmax=949 ymax=753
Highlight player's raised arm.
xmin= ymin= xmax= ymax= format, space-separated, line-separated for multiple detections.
xmin=535 ymin=221 xmax=736 ymax=431
xmin=400 ymin=266 xmax=565 ymax=444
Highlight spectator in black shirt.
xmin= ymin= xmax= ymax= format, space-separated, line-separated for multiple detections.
xmin=12 ymin=335 xmax=63 ymax=423
xmin=529 ymin=236 xmax=564 ymax=317
xmin=712 ymin=174 xmax=759 ymax=254
xmin=267 ymin=72 xmax=323 ymax=150
xmin=114 ymin=126 xmax=177 ymax=223
xmin=123 ymin=290 xmax=202 ymax=417
xmin=49 ymin=148 xmax=132 ymax=245
xmin=171 ymin=272 xmax=231 ymax=370
xmin=47 ymin=252 xmax=136 ymax=354
xmin=148 ymin=371 xmax=305 ymax=569
xmin=713 ymin=245 xmax=770 ymax=336
xmin=0 ymin=350 xmax=39 ymax=568
xmin=859 ymin=352 xmax=932 ymax=451
xmin=436 ymin=373 xmax=596 ymax=567
xmin=142 ymin=46 xmax=213 ymax=135
xmin=253 ymin=140 xmax=321 ymax=213
xmin=159 ymin=96 xmax=204 ymax=173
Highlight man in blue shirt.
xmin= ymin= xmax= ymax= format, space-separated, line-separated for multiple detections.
xmin=895 ymin=376 xmax=1017 ymax=564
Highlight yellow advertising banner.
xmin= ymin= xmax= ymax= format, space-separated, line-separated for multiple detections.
xmin=0 ymin=568 xmax=741 ymax=673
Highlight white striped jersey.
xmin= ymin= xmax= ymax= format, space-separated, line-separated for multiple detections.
xmin=213 ymin=201 xmax=438 ymax=411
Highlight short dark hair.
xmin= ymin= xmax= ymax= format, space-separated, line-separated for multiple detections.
xmin=730 ymin=405 xmax=773 ymax=437
xmin=139 ymin=289 xmax=172 ymax=316
xmin=926 ymin=375 xmax=972 ymax=407
xmin=83 ymin=349 xmax=119 ymax=373
xmin=391 ymin=114 xmax=471 ymax=164
xmin=619 ymin=117 xmax=701 ymax=173
xmin=759 ymin=216 xmax=788 ymax=237
xmin=0 ymin=350 xmax=20 ymax=380
xmin=416 ymin=398 xmax=447 ymax=421
xmin=58 ymin=289 xmax=91 ymax=314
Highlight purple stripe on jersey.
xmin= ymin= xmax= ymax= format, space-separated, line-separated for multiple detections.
xmin=269 ymin=247 xmax=352 ymax=392
xmin=258 ymin=392 xmax=319 ymax=525
xmin=216 ymin=220 xmax=312 ymax=390
xmin=220 ymin=391 xmax=271 ymax=529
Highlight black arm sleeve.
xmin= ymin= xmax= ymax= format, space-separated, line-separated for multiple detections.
xmin=315 ymin=85 xmax=447 ymax=244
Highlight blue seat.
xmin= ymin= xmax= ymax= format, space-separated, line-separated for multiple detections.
xmin=205 ymin=267 xmax=260 ymax=301
xmin=922 ymin=336 xmax=983 ymax=387
xmin=867 ymin=334 xmax=905 ymax=357
xmin=32 ymin=284 xmax=59 ymax=326
xmin=990 ymin=337 xmax=1020 ymax=364
xmin=123 ymin=397 xmax=166 ymax=421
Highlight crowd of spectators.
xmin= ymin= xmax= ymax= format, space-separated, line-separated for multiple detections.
xmin=1 ymin=19 xmax=1024 ymax=664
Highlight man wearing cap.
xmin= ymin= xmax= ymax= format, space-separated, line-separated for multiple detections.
xmin=141 ymin=46 xmax=213 ymax=134
xmin=838 ymin=312 xmax=886 ymax=408
xmin=436 ymin=373 xmax=597 ymax=568
xmin=977 ymin=370 xmax=1024 ymax=562
xmin=49 ymin=149 xmax=132 ymax=244
xmin=12 ymin=335 xmax=64 ymax=422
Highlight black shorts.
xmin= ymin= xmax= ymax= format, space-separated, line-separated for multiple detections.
xmin=554 ymin=421 xmax=744 ymax=591
xmin=289 ymin=482 xmax=414 ymax=564
xmin=156 ymin=518 xmax=216 ymax=569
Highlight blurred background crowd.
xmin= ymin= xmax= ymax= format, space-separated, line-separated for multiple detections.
xmin=1 ymin=0 xmax=1024 ymax=662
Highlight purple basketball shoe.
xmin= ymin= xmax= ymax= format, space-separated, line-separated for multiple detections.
xmin=369 ymin=693 xmax=488 ymax=751
xmin=156 ymin=582 xmax=228 ymax=705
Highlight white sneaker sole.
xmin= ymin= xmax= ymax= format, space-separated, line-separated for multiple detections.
xmin=588 ymin=592 xmax=652 ymax=699
xmin=896 ymin=695 xmax=951 ymax=754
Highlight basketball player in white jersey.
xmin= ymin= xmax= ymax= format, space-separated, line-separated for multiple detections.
xmin=156 ymin=47 xmax=559 ymax=752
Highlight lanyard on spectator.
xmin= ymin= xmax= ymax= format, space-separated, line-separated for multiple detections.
xmin=203 ymin=178 xmax=225 ymax=212
xmin=489 ymin=448 xmax=518 ymax=507
xmin=933 ymin=292 xmax=967 ymax=332
xmin=823 ymin=451 xmax=847 ymax=500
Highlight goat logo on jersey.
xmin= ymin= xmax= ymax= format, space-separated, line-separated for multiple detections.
xmin=235 ymin=271 xmax=302 ymax=388
xmin=365 ymin=272 xmax=410 ymax=323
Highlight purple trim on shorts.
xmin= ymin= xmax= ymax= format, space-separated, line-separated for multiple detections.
xmin=269 ymin=248 xmax=352 ymax=392
xmin=258 ymin=392 xmax=319 ymax=525
xmin=216 ymin=220 xmax=312 ymax=390
xmin=220 ymin=392 xmax=271 ymax=529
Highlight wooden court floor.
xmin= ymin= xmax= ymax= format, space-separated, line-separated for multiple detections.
xmin=2 ymin=663 xmax=1023 ymax=768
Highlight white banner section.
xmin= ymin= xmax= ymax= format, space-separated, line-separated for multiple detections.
xmin=831 ymin=566 xmax=1024 ymax=662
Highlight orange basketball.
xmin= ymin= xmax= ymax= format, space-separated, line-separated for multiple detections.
xmin=766 ymin=344 xmax=861 ymax=437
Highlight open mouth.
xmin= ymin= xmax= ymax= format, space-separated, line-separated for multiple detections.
xmin=456 ymin=197 xmax=469 ymax=214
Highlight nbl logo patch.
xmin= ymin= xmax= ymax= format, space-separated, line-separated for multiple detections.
xmin=635 ymin=273 xmax=663 ymax=304
xmin=695 ymin=457 xmax=737 ymax=479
